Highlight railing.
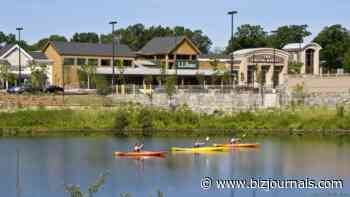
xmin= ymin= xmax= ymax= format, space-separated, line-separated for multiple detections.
xmin=175 ymin=60 xmax=199 ymax=69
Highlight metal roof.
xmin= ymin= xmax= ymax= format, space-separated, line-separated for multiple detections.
xmin=29 ymin=51 xmax=48 ymax=60
xmin=0 ymin=44 xmax=15 ymax=57
xmin=48 ymin=41 xmax=135 ymax=57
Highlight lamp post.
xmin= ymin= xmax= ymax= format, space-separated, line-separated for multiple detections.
xmin=16 ymin=27 xmax=23 ymax=86
xmin=227 ymin=11 xmax=238 ymax=86
xmin=109 ymin=21 xmax=117 ymax=94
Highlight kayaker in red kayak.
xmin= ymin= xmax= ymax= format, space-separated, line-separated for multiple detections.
xmin=133 ymin=143 xmax=144 ymax=152
xmin=194 ymin=136 xmax=210 ymax=147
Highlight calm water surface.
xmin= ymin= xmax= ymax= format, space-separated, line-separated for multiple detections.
xmin=0 ymin=135 xmax=349 ymax=197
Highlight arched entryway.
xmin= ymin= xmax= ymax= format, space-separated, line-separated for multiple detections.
xmin=305 ymin=49 xmax=315 ymax=74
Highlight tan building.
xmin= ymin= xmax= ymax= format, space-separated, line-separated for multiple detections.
xmin=136 ymin=36 xmax=201 ymax=69
xmin=42 ymin=41 xmax=135 ymax=88
xmin=283 ymin=42 xmax=322 ymax=75
xmin=198 ymin=48 xmax=290 ymax=87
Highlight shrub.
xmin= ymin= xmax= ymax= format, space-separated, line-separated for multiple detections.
xmin=114 ymin=110 xmax=129 ymax=130
xmin=138 ymin=108 xmax=153 ymax=130
xmin=96 ymin=76 xmax=112 ymax=95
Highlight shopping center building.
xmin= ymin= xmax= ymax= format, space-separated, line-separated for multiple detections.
xmin=41 ymin=36 xmax=321 ymax=89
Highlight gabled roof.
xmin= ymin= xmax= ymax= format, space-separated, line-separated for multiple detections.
xmin=138 ymin=36 xmax=201 ymax=55
xmin=0 ymin=44 xmax=15 ymax=57
xmin=44 ymin=41 xmax=135 ymax=57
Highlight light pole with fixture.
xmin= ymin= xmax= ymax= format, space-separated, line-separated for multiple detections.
xmin=16 ymin=27 xmax=24 ymax=86
xmin=109 ymin=21 xmax=117 ymax=93
xmin=227 ymin=11 xmax=238 ymax=85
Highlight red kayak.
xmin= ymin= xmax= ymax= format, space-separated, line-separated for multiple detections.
xmin=114 ymin=151 xmax=166 ymax=157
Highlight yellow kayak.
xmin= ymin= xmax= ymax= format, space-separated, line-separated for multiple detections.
xmin=213 ymin=143 xmax=260 ymax=148
xmin=171 ymin=147 xmax=225 ymax=152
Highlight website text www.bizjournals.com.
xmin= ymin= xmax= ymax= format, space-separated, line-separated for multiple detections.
xmin=200 ymin=177 xmax=344 ymax=192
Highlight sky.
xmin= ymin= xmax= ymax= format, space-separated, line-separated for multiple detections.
xmin=1 ymin=0 xmax=349 ymax=50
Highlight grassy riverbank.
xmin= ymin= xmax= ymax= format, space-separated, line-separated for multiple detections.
xmin=1 ymin=105 xmax=350 ymax=137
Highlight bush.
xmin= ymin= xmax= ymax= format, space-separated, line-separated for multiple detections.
xmin=138 ymin=108 xmax=153 ymax=130
xmin=95 ymin=76 xmax=112 ymax=95
xmin=114 ymin=110 xmax=129 ymax=130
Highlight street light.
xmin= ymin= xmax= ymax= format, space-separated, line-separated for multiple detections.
xmin=16 ymin=27 xmax=24 ymax=86
xmin=227 ymin=11 xmax=238 ymax=85
xmin=109 ymin=21 xmax=117 ymax=93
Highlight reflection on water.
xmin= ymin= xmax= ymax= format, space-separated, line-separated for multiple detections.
xmin=0 ymin=136 xmax=349 ymax=197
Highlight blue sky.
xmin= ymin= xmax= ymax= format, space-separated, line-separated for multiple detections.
xmin=1 ymin=0 xmax=349 ymax=49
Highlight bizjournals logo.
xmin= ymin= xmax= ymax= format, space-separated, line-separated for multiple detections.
xmin=201 ymin=177 xmax=344 ymax=191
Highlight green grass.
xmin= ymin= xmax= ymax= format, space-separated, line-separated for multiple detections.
xmin=1 ymin=105 xmax=350 ymax=134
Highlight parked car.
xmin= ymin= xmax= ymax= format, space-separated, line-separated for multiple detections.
xmin=7 ymin=86 xmax=25 ymax=94
xmin=44 ymin=85 xmax=64 ymax=93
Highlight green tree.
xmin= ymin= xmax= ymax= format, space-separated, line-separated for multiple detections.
xmin=28 ymin=60 xmax=49 ymax=90
xmin=209 ymin=58 xmax=220 ymax=84
xmin=79 ymin=64 xmax=97 ymax=89
xmin=288 ymin=62 xmax=304 ymax=74
xmin=100 ymin=24 xmax=212 ymax=53
xmin=0 ymin=62 xmax=16 ymax=89
xmin=34 ymin=35 xmax=68 ymax=50
xmin=115 ymin=59 xmax=125 ymax=85
xmin=0 ymin=31 xmax=16 ymax=44
xmin=313 ymin=24 xmax=350 ymax=71
xmin=226 ymin=24 xmax=268 ymax=53
xmin=71 ymin=32 xmax=99 ymax=43
xmin=268 ymin=25 xmax=311 ymax=49
xmin=165 ymin=75 xmax=177 ymax=99
xmin=343 ymin=50 xmax=350 ymax=72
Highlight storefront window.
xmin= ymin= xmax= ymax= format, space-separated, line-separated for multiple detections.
xmin=63 ymin=58 xmax=75 ymax=65
xmin=101 ymin=59 xmax=111 ymax=66
xmin=88 ymin=59 xmax=98 ymax=66
xmin=77 ymin=58 xmax=86 ymax=65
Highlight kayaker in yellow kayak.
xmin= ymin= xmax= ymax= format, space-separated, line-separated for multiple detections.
xmin=133 ymin=143 xmax=144 ymax=152
xmin=194 ymin=136 xmax=210 ymax=147
xmin=230 ymin=138 xmax=241 ymax=144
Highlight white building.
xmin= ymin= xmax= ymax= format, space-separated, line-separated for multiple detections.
xmin=0 ymin=44 xmax=53 ymax=88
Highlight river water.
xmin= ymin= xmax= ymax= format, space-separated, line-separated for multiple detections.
xmin=0 ymin=135 xmax=349 ymax=197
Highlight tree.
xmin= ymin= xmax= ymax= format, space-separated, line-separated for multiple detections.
xmin=343 ymin=50 xmax=350 ymax=72
xmin=209 ymin=58 xmax=220 ymax=84
xmin=116 ymin=59 xmax=125 ymax=85
xmin=34 ymin=35 xmax=68 ymax=50
xmin=0 ymin=31 xmax=16 ymax=44
xmin=313 ymin=25 xmax=350 ymax=71
xmin=71 ymin=32 xmax=99 ymax=43
xmin=165 ymin=75 xmax=177 ymax=99
xmin=79 ymin=64 xmax=97 ymax=89
xmin=225 ymin=24 xmax=268 ymax=53
xmin=268 ymin=25 xmax=311 ymax=49
xmin=288 ymin=62 xmax=303 ymax=74
xmin=0 ymin=62 xmax=16 ymax=89
xmin=28 ymin=60 xmax=49 ymax=90
xmin=100 ymin=24 xmax=212 ymax=53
